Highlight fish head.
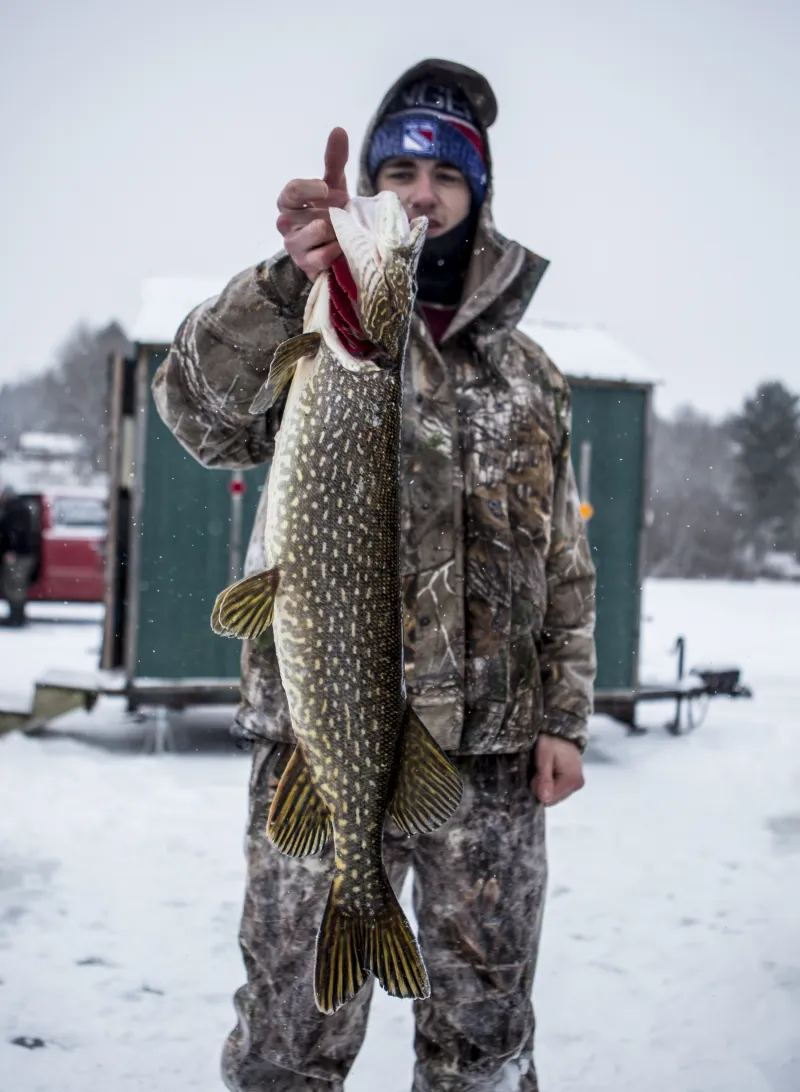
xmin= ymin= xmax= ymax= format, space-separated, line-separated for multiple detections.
xmin=329 ymin=192 xmax=428 ymax=367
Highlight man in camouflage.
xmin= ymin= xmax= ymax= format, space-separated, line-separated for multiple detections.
xmin=0 ymin=485 xmax=36 ymax=628
xmin=153 ymin=59 xmax=596 ymax=1092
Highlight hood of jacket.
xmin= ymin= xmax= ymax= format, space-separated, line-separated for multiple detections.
xmin=356 ymin=58 xmax=549 ymax=343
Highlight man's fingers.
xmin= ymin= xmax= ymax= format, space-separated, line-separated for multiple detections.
xmin=302 ymin=240 xmax=343 ymax=279
xmin=323 ymin=127 xmax=349 ymax=190
xmin=532 ymin=758 xmax=555 ymax=806
xmin=277 ymin=208 xmax=335 ymax=235
xmin=543 ymin=764 xmax=585 ymax=807
xmin=277 ymin=178 xmax=329 ymax=212
xmin=533 ymin=735 xmax=585 ymax=808
xmin=546 ymin=780 xmax=574 ymax=807
xmin=286 ymin=218 xmax=336 ymax=254
xmin=283 ymin=218 xmax=342 ymax=278
xmin=275 ymin=131 xmax=348 ymax=279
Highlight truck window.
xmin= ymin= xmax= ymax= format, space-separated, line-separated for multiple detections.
xmin=52 ymin=497 xmax=107 ymax=530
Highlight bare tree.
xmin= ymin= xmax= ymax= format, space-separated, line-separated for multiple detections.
xmin=645 ymin=405 xmax=746 ymax=578
xmin=0 ymin=320 xmax=130 ymax=470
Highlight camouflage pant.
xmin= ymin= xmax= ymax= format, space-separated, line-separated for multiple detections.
xmin=222 ymin=741 xmax=547 ymax=1092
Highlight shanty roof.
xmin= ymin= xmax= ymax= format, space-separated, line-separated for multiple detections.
xmin=521 ymin=319 xmax=657 ymax=386
xmin=131 ymin=277 xmax=225 ymax=346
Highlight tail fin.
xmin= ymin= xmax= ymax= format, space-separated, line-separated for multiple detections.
xmin=314 ymin=886 xmax=369 ymax=1016
xmin=314 ymin=876 xmax=430 ymax=1015
xmin=365 ymin=882 xmax=430 ymax=1005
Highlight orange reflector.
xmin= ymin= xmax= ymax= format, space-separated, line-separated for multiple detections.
xmin=580 ymin=501 xmax=594 ymax=521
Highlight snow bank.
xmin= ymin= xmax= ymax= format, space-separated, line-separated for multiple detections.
xmin=0 ymin=580 xmax=798 ymax=1091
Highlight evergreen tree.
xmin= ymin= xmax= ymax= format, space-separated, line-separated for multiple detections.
xmin=728 ymin=381 xmax=800 ymax=557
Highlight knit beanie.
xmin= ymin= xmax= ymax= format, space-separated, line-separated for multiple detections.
xmin=367 ymin=78 xmax=488 ymax=205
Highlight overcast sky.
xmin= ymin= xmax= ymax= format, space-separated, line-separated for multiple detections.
xmin=1 ymin=0 xmax=797 ymax=416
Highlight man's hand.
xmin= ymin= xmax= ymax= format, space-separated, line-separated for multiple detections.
xmin=276 ymin=127 xmax=350 ymax=280
xmin=531 ymin=734 xmax=585 ymax=807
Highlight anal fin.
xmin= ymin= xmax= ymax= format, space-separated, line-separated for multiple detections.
xmin=210 ymin=567 xmax=278 ymax=639
xmin=250 ymin=332 xmax=321 ymax=414
xmin=267 ymin=744 xmax=332 ymax=858
xmin=387 ymin=705 xmax=463 ymax=836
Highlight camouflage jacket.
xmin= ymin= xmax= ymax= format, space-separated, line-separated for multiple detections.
xmin=152 ymin=60 xmax=596 ymax=755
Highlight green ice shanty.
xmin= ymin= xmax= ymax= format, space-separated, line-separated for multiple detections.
xmin=102 ymin=278 xmax=655 ymax=724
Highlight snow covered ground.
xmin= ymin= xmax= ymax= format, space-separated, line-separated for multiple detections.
xmin=1 ymin=581 xmax=798 ymax=1091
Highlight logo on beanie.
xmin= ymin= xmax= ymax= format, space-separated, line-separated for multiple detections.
xmin=403 ymin=120 xmax=437 ymax=155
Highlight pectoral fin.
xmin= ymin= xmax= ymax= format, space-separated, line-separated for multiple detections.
xmin=387 ymin=705 xmax=463 ymax=836
xmin=250 ymin=332 xmax=321 ymax=414
xmin=267 ymin=743 xmax=332 ymax=857
xmin=210 ymin=567 xmax=278 ymax=639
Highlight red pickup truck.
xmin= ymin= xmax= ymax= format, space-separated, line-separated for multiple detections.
xmin=23 ymin=488 xmax=107 ymax=603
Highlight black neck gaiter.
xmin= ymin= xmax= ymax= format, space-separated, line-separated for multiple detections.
xmin=416 ymin=205 xmax=479 ymax=307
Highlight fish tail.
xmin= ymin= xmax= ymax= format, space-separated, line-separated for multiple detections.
xmin=364 ymin=877 xmax=430 ymax=1005
xmin=314 ymin=885 xmax=369 ymax=1015
xmin=314 ymin=872 xmax=430 ymax=1015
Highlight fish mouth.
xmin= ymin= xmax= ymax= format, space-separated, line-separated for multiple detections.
xmin=329 ymin=193 xmax=428 ymax=363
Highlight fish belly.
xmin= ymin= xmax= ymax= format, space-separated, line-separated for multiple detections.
xmin=267 ymin=347 xmax=404 ymax=867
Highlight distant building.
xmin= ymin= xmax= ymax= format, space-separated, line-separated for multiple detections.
xmin=18 ymin=432 xmax=90 ymax=461
xmin=0 ymin=432 xmax=106 ymax=494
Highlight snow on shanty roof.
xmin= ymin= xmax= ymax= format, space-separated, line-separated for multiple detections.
xmin=521 ymin=319 xmax=658 ymax=386
xmin=131 ymin=278 xmax=657 ymax=387
xmin=131 ymin=277 xmax=226 ymax=346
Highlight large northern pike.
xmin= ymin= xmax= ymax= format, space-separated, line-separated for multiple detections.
xmin=210 ymin=191 xmax=462 ymax=1015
